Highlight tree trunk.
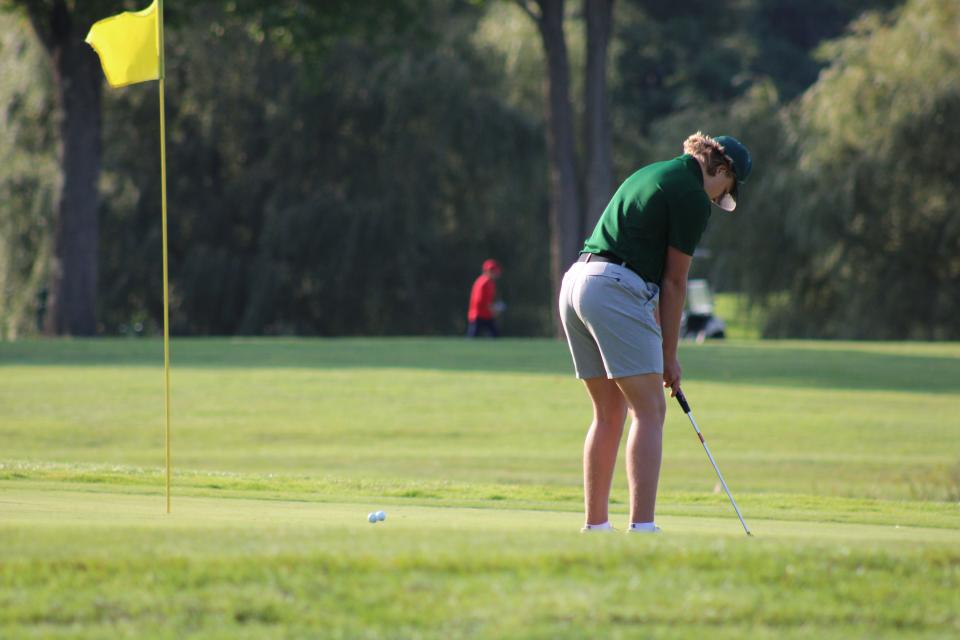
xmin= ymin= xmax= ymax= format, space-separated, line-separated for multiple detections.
xmin=583 ymin=0 xmax=614 ymax=236
xmin=28 ymin=1 xmax=102 ymax=336
xmin=534 ymin=0 xmax=583 ymax=336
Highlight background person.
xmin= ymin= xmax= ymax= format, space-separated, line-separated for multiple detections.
xmin=467 ymin=259 xmax=503 ymax=338
xmin=558 ymin=132 xmax=752 ymax=533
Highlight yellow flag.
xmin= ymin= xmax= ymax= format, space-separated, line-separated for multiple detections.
xmin=85 ymin=0 xmax=160 ymax=88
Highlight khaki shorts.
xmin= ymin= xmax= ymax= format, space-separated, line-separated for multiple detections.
xmin=558 ymin=260 xmax=662 ymax=379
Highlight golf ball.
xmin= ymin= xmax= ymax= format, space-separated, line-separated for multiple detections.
xmin=376 ymin=511 xmax=386 ymax=522
xmin=367 ymin=512 xmax=378 ymax=523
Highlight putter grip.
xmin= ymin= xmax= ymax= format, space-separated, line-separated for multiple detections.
xmin=676 ymin=390 xmax=691 ymax=413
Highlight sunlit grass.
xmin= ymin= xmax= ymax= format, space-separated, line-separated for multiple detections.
xmin=1 ymin=338 xmax=958 ymax=638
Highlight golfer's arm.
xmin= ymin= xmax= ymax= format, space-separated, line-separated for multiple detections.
xmin=660 ymin=247 xmax=692 ymax=360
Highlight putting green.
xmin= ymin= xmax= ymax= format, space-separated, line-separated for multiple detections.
xmin=2 ymin=487 xmax=956 ymax=545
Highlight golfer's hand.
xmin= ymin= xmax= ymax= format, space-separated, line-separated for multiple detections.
xmin=663 ymin=357 xmax=681 ymax=397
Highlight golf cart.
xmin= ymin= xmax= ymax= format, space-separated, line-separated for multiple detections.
xmin=681 ymin=278 xmax=726 ymax=342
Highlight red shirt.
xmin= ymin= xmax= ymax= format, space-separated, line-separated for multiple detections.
xmin=468 ymin=274 xmax=496 ymax=321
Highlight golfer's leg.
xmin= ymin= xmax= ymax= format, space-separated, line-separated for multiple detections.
xmin=615 ymin=373 xmax=666 ymax=524
xmin=582 ymin=376 xmax=628 ymax=525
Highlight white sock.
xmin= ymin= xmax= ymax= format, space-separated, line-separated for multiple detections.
xmin=582 ymin=521 xmax=613 ymax=531
xmin=629 ymin=521 xmax=657 ymax=532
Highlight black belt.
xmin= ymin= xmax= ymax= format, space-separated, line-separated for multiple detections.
xmin=578 ymin=251 xmax=639 ymax=277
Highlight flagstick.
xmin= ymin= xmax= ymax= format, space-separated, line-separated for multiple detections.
xmin=157 ymin=0 xmax=171 ymax=514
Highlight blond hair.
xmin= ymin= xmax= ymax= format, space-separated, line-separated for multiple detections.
xmin=683 ymin=132 xmax=732 ymax=176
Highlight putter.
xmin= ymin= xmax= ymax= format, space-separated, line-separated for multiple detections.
xmin=675 ymin=389 xmax=752 ymax=536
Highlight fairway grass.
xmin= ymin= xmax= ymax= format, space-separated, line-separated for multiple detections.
xmin=1 ymin=338 xmax=959 ymax=637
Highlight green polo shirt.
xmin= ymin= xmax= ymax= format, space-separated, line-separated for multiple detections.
xmin=582 ymin=155 xmax=711 ymax=285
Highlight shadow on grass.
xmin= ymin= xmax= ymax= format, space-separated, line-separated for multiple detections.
xmin=1 ymin=337 xmax=958 ymax=394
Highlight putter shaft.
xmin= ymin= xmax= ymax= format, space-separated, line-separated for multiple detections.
xmin=676 ymin=390 xmax=752 ymax=536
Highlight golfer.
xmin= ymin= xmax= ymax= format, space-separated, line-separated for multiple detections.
xmin=559 ymin=132 xmax=752 ymax=533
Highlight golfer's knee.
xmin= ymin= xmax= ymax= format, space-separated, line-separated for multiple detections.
xmin=594 ymin=406 xmax=627 ymax=431
xmin=634 ymin=398 xmax=665 ymax=430
xmin=594 ymin=417 xmax=622 ymax=433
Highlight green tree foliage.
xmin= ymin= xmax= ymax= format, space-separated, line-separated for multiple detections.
xmin=610 ymin=0 xmax=900 ymax=173
xmin=690 ymin=0 xmax=958 ymax=339
xmin=7 ymin=0 xmax=955 ymax=340
xmin=97 ymin=4 xmax=548 ymax=336
xmin=772 ymin=0 xmax=960 ymax=338
xmin=608 ymin=0 xmax=960 ymax=340
xmin=0 ymin=11 xmax=57 ymax=338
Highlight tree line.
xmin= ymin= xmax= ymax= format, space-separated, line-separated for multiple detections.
xmin=3 ymin=0 xmax=956 ymax=339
